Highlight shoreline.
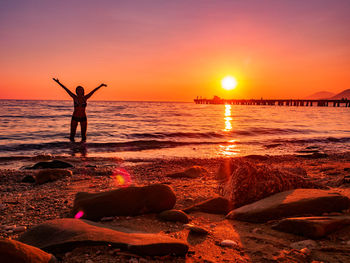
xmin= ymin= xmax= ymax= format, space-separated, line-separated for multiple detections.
xmin=1 ymin=152 xmax=350 ymax=262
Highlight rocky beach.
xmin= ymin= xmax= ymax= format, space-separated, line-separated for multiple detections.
xmin=1 ymin=153 xmax=350 ymax=262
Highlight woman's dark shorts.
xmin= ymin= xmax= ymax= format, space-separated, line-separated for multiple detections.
xmin=72 ymin=116 xmax=87 ymax=122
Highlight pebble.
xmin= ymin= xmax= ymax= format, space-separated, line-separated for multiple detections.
xmin=290 ymin=240 xmax=317 ymax=250
xmin=128 ymin=258 xmax=138 ymax=263
xmin=13 ymin=226 xmax=27 ymax=233
xmin=252 ymin=228 xmax=263 ymax=234
xmin=346 ymin=240 xmax=350 ymax=246
xmin=220 ymin=240 xmax=238 ymax=247
xmin=85 ymin=260 xmax=94 ymax=263
xmin=0 ymin=203 xmax=5 ymax=210
xmin=109 ymin=248 xmax=121 ymax=255
xmin=4 ymin=225 xmax=15 ymax=231
xmin=328 ymin=212 xmax=342 ymax=216
xmin=101 ymin=216 xmax=114 ymax=222
xmin=300 ymin=247 xmax=311 ymax=255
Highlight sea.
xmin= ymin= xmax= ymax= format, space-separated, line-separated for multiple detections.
xmin=0 ymin=100 xmax=349 ymax=159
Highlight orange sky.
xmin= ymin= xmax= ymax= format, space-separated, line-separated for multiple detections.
xmin=1 ymin=1 xmax=349 ymax=101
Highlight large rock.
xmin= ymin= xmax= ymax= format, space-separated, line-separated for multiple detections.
xmin=166 ymin=166 xmax=208 ymax=179
xmin=158 ymin=209 xmax=189 ymax=223
xmin=22 ymin=175 xmax=35 ymax=183
xmin=26 ymin=160 xmax=73 ymax=169
xmin=217 ymin=159 xmax=322 ymax=208
xmin=73 ymin=184 xmax=176 ymax=221
xmin=226 ymin=189 xmax=350 ymax=223
xmin=18 ymin=219 xmax=188 ymax=256
xmin=0 ymin=238 xmax=56 ymax=263
xmin=35 ymin=169 xmax=72 ymax=184
xmin=272 ymin=216 xmax=350 ymax=239
xmin=183 ymin=197 xmax=231 ymax=215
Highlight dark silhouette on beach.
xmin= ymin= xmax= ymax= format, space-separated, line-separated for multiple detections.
xmin=53 ymin=78 xmax=107 ymax=142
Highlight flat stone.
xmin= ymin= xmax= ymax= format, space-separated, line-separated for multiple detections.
xmin=100 ymin=217 xmax=114 ymax=222
xmin=73 ymin=184 xmax=176 ymax=221
xmin=166 ymin=166 xmax=208 ymax=179
xmin=273 ymin=216 xmax=350 ymax=239
xmin=18 ymin=218 xmax=188 ymax=256
xmin=27 ymin=160 xmax=73 ymax=169
xmin=183 ymin=197 xmax=231 ymax=215
xmin=0 ymin=238 xmax=56 ymax=263
xmin=297 ymin=152 xmax=328 ymax=159
xmin=35 ymin=169 xmax=72 ymax=184
xmin=243 ymin=155 xmax=269 ymax=161
xmin=158 ymin=209 xmax=189 ymax=223
xmin=226 ymin=189 xmax=350 ymax=223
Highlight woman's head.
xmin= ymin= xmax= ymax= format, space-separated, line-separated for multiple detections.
xmin=76 ymin=86 xmax=85 ymax=96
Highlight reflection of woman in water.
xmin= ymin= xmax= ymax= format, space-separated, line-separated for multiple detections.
xmin=53 ymin=78 xmax=107 ymax=142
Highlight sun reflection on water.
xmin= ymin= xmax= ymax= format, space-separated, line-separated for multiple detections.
xmin=220 ymin=140 xmax=239 ymax=156
xmin=221 ymin=105 xmax=239 ymax=156
xmin=224 ymin=105 xmax=232 ymax=131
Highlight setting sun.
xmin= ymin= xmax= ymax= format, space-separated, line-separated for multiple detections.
xmin=221 ymin=76 xmax=238 ymax=90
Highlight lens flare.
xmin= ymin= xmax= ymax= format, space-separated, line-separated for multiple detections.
xmin=74 ymin=211 xmax=84 ymax=219
xmin=111 ymin=168 xmax=132 ymax=187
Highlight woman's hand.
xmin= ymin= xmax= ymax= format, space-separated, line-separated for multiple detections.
xmin=53 ymin=78 xmax=60 ymax=83
xmin=100 ymin=83 xmax=107 ymax=87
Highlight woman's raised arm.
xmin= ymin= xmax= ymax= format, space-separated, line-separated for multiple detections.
xmin=85 ymin=83 xmax=107 ymax=100
xmin=53 ymin=78 xmax=76 ymax=98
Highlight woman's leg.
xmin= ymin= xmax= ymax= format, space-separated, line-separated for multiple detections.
xmin=70 ymin=119 xmax=78 ymax=141
xmin=81 ymin=121 xmax=87 ymax=142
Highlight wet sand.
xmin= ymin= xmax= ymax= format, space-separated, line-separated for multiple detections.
xmin=1 ymin=153 xmax=350 ymax=262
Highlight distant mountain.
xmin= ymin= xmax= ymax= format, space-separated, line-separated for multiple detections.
xmin=329 ymin=89 xmax=350 ymax=100
xmin=305 ymin=91 xmax=335 ymax=100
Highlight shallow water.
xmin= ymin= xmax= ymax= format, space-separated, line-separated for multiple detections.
xmin=0 ymin=100 xmax=349 ymax=158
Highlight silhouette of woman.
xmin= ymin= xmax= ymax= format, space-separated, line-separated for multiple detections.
xmin=53 ymin=78 xmax=107 ymax=142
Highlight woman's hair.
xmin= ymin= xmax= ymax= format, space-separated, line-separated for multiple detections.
xmin=76 ymin=86 xmax=85 ymax=95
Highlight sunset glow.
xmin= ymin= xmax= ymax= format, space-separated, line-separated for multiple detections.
xmin=1 ymin=1 xmax=349 ymax=101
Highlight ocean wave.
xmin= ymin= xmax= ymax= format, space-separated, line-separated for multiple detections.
xmin=270 ymin=136 xmax=350 ymax=144
xmin=126 ymin=132 xmax=225 ymax=139
xmin=0 ymin=115 xmax=70 ymax=119
xmin=0 ymin=140 xmax=230 ymax=153
xmin=125 ymin=128 xmax=315 ymax=139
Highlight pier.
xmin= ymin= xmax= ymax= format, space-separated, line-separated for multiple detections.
xmin=194 ymin=97 xmax=350 ymax=107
